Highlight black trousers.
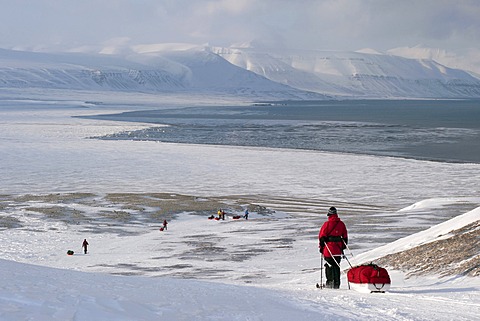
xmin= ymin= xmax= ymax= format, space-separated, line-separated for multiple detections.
xmin=324 ymin=256 xmax=342 ymax=288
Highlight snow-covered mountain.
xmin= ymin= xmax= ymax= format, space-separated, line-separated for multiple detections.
xmin=213 ymin=46 xmax=480 ymax=98
xmin=1 ymin=45 xmax=480 ymax=99
xmin=0 ymin=48 xmax=322 ymax=100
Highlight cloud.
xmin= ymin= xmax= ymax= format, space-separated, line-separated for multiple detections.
xmin=0 ymin=0 xmax=478 ymax=55
xmin=204 ymin=0 xmax=256 ymax=15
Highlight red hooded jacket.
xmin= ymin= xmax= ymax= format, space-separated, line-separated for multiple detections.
xmin=318 ymin=214 xmax=348 ymax=257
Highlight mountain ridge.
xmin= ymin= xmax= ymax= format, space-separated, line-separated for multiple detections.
xmin=213 ymin=46 xmax=480 ymax=98
xmin=1 ymin=46 xmax=480 ymax=99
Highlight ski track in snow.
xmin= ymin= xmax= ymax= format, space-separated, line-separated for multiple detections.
xmin=0 ymin=95 xmax=479 ymax=320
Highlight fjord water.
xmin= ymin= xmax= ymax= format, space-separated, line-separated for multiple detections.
xmin=92 ymin=99 xmax=480 ymax=163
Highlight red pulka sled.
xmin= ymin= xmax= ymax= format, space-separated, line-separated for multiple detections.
xmin=347 ymin=263 xmax=391 ymax=293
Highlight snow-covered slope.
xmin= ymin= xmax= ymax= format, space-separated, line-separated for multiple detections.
xmin=0 ymin=195 xmax=479 ymax=321
xmin=214 ymin=46 xmax=480 ymax=98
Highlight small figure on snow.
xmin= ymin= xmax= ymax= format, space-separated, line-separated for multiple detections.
xmin=82 ymin=239 xmax=89 ymax=254
xmin=217 ymin=209 xmax=226 ymax=220
xmin=163 ymin=219 xmax=168 ymax=231
xmin=318 ymin=207 xmax=348 ymax=289
xmin=244 ymin=209 xmax=249 ymax=220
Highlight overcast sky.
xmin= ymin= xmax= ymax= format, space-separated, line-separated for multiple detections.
xmin=0 ymin=0 xmax=478 ymax=53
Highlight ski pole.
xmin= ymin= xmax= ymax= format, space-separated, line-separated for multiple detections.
xmin=326 ymin=244 xmax=352 ymax=290
xmin=324 ymin=244 xmax=342 ymax=268
xmin=343 ymin=253 xmax=353 ymax=268
xmin=320 ymin=254 xmax=323 ymax=288
xmin=341 ymin=238 xmax=357 ymax=267
xmin=316 ymin=254 xmax=327 ymax=289
xmin=341 ymin=237 xmax=354 ymax=258
xmin=317 ymin=254 xmax=324 ymax=289
xmin=338 ymin=246 xmax=353 ymax=290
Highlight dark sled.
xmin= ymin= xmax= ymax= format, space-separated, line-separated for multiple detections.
xmin=347 ymin=263 xmax=391 ymax=293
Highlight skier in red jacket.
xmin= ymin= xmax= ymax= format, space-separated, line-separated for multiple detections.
xmin=319 ymin=207 xmax=348 ymax=289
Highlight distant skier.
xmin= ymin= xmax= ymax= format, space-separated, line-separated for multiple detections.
xmin=318 ymin=207 xmax=348 ymax=289
xmin=244 ymin=209 xmax=249 ymax=220
xmin=82 ymin=239 xmax=89 ymax=254
xmin=163 ymin=219 xmax=168 ymax=231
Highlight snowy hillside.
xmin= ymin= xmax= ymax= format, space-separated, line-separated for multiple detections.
xmin=0 ymin=192 xmax=479 ymax=321
xmin=213 ymin=46 xmax=480 ymax=98
xmin=2 ymin=45 xmax=480 ymax=99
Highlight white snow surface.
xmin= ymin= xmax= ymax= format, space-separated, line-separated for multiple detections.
xmin=0 ymin=93 xmax=479 ymax=320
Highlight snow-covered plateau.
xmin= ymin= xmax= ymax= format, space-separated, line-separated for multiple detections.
xmin=0 ymin=91 xmax=479 ymax=320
